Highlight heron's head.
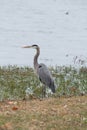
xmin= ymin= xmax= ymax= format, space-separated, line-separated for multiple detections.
xmin=22 ymin=44 xmax=39 ymax=49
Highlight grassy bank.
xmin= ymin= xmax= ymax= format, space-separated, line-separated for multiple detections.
xmin=0 ymin=65 xmax=87 ymax=130
xmin=0 ymin=65 xmax=87 ymax=101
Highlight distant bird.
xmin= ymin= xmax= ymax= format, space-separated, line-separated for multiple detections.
xmin=22 ymin=44 xmax=56 ymax=97
xmin=65 ymin=11 xmax=69 ymax=15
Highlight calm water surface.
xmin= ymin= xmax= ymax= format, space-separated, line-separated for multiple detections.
xmin=0 ymin=0 xmax=87 ymax=67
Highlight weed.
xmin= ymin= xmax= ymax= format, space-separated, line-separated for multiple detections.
xmin=0 ymin=65 xmax=87 ymax=100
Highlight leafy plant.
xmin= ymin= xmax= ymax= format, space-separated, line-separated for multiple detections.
xmin=0 ymin=65 xmax=87 ymax=101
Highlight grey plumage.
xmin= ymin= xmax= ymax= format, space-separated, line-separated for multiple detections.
xmin=22 ymin=44 xmax=56 ymax=95
xmin=37 ymin=63 xmax=55 ymax=93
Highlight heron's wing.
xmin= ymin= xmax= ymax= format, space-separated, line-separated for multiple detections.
xmin=37 ymin=63 xmax=53 ymax=86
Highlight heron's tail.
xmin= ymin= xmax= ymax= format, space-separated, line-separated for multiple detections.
xmin=50 ymin=82 xmax=56 ymax=93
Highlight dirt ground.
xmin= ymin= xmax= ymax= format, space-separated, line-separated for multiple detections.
xmin=0 ymin=96 xmax=87 ymax=130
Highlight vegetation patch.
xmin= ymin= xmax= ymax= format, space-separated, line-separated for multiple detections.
xmin=0 ymin=65 xmax=87 ymax=129
xmin=0 ymin=65 xmax=87 ymax=100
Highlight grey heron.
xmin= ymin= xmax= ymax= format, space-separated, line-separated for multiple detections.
xmin=22 ymin=44 xmax=56 ymax=97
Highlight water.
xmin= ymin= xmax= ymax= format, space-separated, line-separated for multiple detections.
xmin=0 ymin=0 xmax=87 ymax=67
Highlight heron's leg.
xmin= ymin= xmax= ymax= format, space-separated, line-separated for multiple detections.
xmin=42 ymin=85 xmax=46 ymax=98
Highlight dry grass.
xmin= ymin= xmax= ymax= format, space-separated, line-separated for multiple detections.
xmin=0 ymin=96 xmax=87 ymax=130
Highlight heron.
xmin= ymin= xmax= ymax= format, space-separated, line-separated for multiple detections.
xmin=22 ymin=44 xmax=56 ymax=97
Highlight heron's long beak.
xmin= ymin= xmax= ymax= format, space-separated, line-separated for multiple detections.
xmin=22 ymin=45 xmax=32 ymax=48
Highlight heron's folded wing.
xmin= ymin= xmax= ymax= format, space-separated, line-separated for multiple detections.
xmin=37 ymin=64 xmax=53 ymax=86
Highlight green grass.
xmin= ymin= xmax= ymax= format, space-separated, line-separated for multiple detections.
xmin=0 ymin=65 xmax=87 ymax=101
xmin=0 ymin=65 xmax=87 ymax=130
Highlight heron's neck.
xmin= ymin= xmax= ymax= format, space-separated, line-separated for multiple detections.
xmin=34 ymin=48 xmax=40 ymax=69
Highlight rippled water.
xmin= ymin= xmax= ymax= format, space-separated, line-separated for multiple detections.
xmin=0 ymin=0 xmax=87 ymax=67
